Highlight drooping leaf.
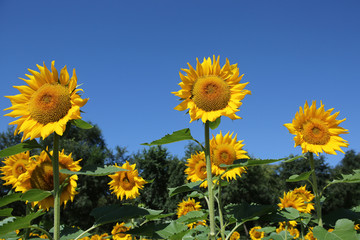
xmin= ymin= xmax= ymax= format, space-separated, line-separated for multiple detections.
xmin=71 ymin=119 xmax=93 ymax=129
xmin=323 ymin=209 xmax=360 ymax=227
xmin=168 ymin=181 xmax=202 ymax=197
xmin=279 ymin=207 xmax=300 ymax=220
xmin=327 ymin=169 xmax=360 ymax=186
xmin=142 ymin=129 xmax=195 ymax=146
xmin=313 ymin=218 xmax=357 ymax=240
xmin=286 ymin=170 xmax=314 ymax=182
xmin=21 ymin=189 xmax=52 ymax=202
xmin=264 ymin=230 xmax=296 ymax=240
xmin=220 ymin=155 xmax=304 ymax=168
xmin=209 ymin=118 xmax=221 ymax=130
xmin=0 ymin=140 xmax=42 ymax=158
xmin=60 ymin=165 xmax=127 ymax=176
xmin=0 ymin=211 xmax=45 ymax=235
xmin=0 ymin=193 xmax=22 ymax=208
xmin=91 ymin=205 xmax=162 ymax=225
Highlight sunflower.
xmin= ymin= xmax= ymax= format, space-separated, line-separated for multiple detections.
xmin=15 ymin=149 xmax=81 ymax=210
xmin=229 ymin=231 xmax=241 ymax=240
xmin=0 ymin=151 xmax=30 ymax=188
xmin=278 ymin=191 xmax=307 ymax=213
xmin=292 ymin=185 xmax=314 ymax=213
xmin=4 ymin=61 xmax=89 ymax=141
xmin=249 ymin=226 xmax=264 ymax=240
xmin=304 ymin=227 xmax=316 ymax=240
xmin=276 ymin=221 xmax=299 ymax=239
xmin=172 ymin=56 xmax=251 ymax=123
xmin=177 ymin=198 xmax=206 ymax=228
xmin=185 ymin=151 xmax=209 ymax=188
xmin=210 ymin=131 xmax=248 ymax=181
xmin=111 ymin=222 xmax=132 ymax=240
xmin=284 ymin=101 xmax=348 ymax=156
xmin=108 ymin=161 xmax=147 ymax=200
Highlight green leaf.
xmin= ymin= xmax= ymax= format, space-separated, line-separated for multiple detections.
xmin=142 ymin=128 xmax=195 ymax=146
xmin=313 ymin=218 xmax=357 ymax=240
xmin=0 ymin=140 xmax=42 ymax=158
xmin=0 ymin=193 xmax=22 ymax=208
xmin=328 ymin=169 xmax=360 ymax=186
xmin=168 ymin=181 xmax=202 ymax=197
xmin=264 ymin=230 xmax=297 ymax=240
xmin=60 ymin=165 xmax=127 ymax=176
xmin=58 ymin=225 xmax=90 ymax=240
xmin=279 ymin=207 xmax=300 ymax=220
xmin=71 ymin=119 xmax=93 ymax=129
xmin=91 ymin=205 xmax=162 ymax=225
xmin=220 ymin=155 xmax=304 ymax=168
xmin=156 ymin=222 xmax=188 ymax=239
xmin=209 ymin=117 xmax=221 ymax=130
xmin=226 ymin=203 xmax=274 ymax=223
xmin=0 ymin=208 xmax=13 ymax=217
xmin=286 ymin=170 xmax=314 ymax=182
xmin=21 ymin=189 xmax=52 ymax=202
xmin=145 ymin=213 xmax=174 ymax=221
xmin=176 ymin=211 xmax=207 ymax=225
xmin=323 ymin=209 xmax=360 ymax=228
xmin=0 ymin=211 xmax=45 ymax=235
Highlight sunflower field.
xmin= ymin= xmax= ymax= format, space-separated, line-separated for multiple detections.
xmin=0 ymin=57 xmax=360 ymax=240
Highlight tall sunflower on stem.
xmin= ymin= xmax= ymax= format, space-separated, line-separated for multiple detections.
xmin=284 ymin=101 xmax=348 ymax=227
xmin=172 ymin=56 xmax=250 ymax=239
xmin=4 ymin=61 xmax=88 ymax=240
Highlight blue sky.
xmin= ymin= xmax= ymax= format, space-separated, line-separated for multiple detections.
xmin=1 ymin=1 xmax=359 ymax=167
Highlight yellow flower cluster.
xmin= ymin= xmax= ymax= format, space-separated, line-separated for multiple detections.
xmin=185 ymin=131 xmax=248 ymax=186
xmin=0 ymin=150 xmax=81 ymax=210
xmin=278 ymin=186 xmax=315 ymax=214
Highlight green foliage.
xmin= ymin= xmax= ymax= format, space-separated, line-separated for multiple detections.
xmin=71 ymin=119 xmax=93 ymax=129
xmin=0 ymin=211 xmax=45 ymax=236
xmin=142 ymin=128 xmax=199 ymax=147
xmin=0 ymin=140 xmax=42 ymax=158
xmin=60 ymin=165 xmax=127 ymax=176
xmin=313 ymin=219 xmax=358 ymax=239
xmin=209 ymin=117 xmax=221 ymax=130
xmin=286 ymin=170 xmax=314 ymax=182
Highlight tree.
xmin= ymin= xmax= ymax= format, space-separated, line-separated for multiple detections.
xmin=132 ymin=145 xmax=186 ymax=214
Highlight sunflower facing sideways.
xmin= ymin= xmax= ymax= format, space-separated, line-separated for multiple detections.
xmin=15 ymin=149 xmax=81 ymax=210
xmin=0 ymin=151 xmax=30 ymax=188
xmin=284 ymin=101 xmax=348 ymax=156
xmin=185 ymin=151 xmax=209 ymax=188
xmin=210 ymin=131 xmax=248 ymax=181
xmin=172 ymin=56 xmax=251 ymax=123
xmin=177 ymin=198 xmax=206 ymax=229
xmin=108 ymin=161 xmax=147 ymax=200
xmin=4 ymin=61 xmax=88 ymax=141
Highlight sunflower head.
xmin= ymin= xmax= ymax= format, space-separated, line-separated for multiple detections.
xmin=210 ymin=131 xmax=248 ymax=181
xmin=276 ymin=221 xmax=299 ymax=239
xmin=278 ymin=191 xmax=308 ymax=213
xmin=284 ymin=101 xmax=348 ymax=156
xmin=249 ymin=226 xmax=265 ymax=240
xmin=172 ymin=56 xmax=251 ymax=123
xmin=0 ymin=152 xmax=30 ymax=188
xmin=111 ymin=222 xmax=132 ymax=240
xmin=292 ymin=185 xmax=315 ymax=213
xmin=4 ymin=61 xmax=89 ymax=141
xmin=185 ymin=151 xmax=209 ymax=188
xmin=108 ymin=161 xmax=147 ymax=200
xmin=15 ymin=149 xmax=81 ymax=210
xmin=229 ymin=231 xmax=241 ymax=240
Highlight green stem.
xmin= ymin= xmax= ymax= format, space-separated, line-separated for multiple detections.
xmin=52 ymin=133 xmax=61 ymax=240
xmin=74 ymin=225 xmax=98 ymax=240
xmin=204 ymin=121 xmax=216 ymax=240
xmin=308 ymin=152 xmax=323 ymax=227
xmin=217 ymin=179 xmax=225 ymax=240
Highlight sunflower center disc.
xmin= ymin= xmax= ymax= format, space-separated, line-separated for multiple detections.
xmin=13 ymin=160 xmax=27 ymax=177
xmin=30 ymin=162 xmax=67 ymax=191
xmin=192 ymin=76 xmax=231 ymax=112
xmin=29 ymin=83 xmax=72 ymax=125
xmin=120 ymin=172 xmax=135 ymax=190
xmin=195 ymin=163 xmax=207 ymax=179
xmin=302 ymin=119 xmax=330 ymax=145
xmin=213 ymin=144 xmax=237 ymax=167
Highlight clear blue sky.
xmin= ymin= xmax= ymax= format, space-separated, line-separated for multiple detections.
xmin=1 ymin=1 xmax=359 ymax=167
